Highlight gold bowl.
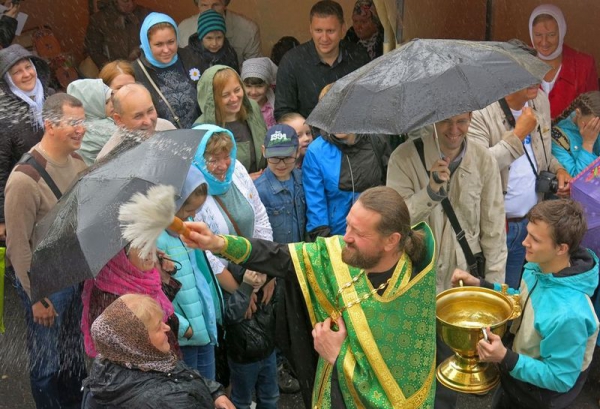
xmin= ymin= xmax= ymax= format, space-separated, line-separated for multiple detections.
xmin=436 ymin=285 xmax=521 ymax=394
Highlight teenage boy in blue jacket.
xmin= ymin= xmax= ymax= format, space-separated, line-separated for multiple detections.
xmin=453 ymin=199 xmax=599 ymax=409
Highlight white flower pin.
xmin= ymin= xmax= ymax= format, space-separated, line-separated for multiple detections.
xmin=189 ymin=68 xmax=201 ymax=81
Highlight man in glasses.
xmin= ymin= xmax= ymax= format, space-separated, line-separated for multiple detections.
xmin=5 ymin=93 xmax=89 ymax=408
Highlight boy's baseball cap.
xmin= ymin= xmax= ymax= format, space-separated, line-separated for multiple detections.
xmin=263 ymin=124 xmax=299 ymax=158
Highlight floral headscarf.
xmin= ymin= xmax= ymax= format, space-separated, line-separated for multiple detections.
xmin=91 ymin=298 xmax=178 ymax=373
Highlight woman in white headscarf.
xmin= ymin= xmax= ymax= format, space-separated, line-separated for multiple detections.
xmin=0 ymin=44 xmax=53 ymax=242
xmin=529 ymin=4 xmax=598 ymax=119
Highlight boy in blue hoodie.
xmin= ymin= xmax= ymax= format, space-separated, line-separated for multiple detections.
xmin=452 ymin=199 xmax=599 ymax=409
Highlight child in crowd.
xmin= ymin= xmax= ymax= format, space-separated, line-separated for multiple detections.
xmin=551 ymin=91 xmax=600 ymax=176
xmin=224 ymin=269 xmax=279 ymax=409
xmin=241 ymin=57 xmax=278 ymax=128
xmin=254 ymin=124 xmax=306 ymax=243
xmin=156 ymin=166 xmax=223 ymax=380
xmin=270 ymin=36 xmax=300 ymax=66
xmin=278 ymin=112 xmax=314 ymax=168
xmin=186 ymin=9 xmax=239 ymax=74
xmin=254 ymin=124 xmax=306 ymax=395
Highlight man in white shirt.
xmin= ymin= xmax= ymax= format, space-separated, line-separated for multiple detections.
xmin=178 ymin=0 xmax=261 ymax=66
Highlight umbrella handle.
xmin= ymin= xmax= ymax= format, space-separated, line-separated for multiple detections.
xmin=168 ymin=217 xmax=191 ymax=239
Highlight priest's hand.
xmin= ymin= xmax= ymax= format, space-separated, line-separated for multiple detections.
xmin=477 ymin=326 xmax=507 ymax=363
xmin=312 ymin=317 xmax=347 ymax=365
xmin=182 ymin=221 xmax=225 ymax=253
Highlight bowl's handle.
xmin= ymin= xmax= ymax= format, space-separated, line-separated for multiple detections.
xmin=507 ymin=294 xmax=522 ymax=320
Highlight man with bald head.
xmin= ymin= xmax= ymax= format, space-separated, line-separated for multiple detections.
xmin=96 ymin=83 xmax=175 ymax=160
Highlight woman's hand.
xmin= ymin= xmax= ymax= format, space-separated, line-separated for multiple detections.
xmin=579 ymin=116 xmax=600 ymax=152
xmin=450 ymin=268 xmax=479 ymax=287
xmin=249 ymin=169 xmax=264 ymax=181
xmin=477 ymin=326 xmax=507 ymax=363
xmin=184 ymin=326 xmax=193 ymax=339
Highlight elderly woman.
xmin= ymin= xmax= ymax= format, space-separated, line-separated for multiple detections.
xmin=529 ymin=4 xmax=599 ymax=119
xmin=82 ymin=294 xmax=235 ymax=409
xmin=98 ymin=59 xmax=136 ymax=91
xmin=551 ymin=91 xmax=600 ymax=176
xmin=67 ymin=79 xmax=118 ymax=164
xmin=81 ymin=244 xmax=181 ymax=358
xmin=134 ymin=12 xmax=200 ymax=129
xmin=0 ymin=44 xmax=53 ymax=242
xmin=196 ymin=65 xmax=267 ymax=179
xmin=344 ymin=0 xmax=384 ymax=60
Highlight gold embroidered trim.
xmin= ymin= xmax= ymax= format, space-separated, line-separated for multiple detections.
xmin=327 ymin=238 xmax=408 ymax=404
xmin=288 ymin=243 xmax=317 ymax=326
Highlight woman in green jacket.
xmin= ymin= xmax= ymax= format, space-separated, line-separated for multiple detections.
xmin=195 ymin=65 xmax=267 ymax=180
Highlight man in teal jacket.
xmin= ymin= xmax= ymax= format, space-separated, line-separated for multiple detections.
xmin=453 ymin=199 xmax=599 ymax=409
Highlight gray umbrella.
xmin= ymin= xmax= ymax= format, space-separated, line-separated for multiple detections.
xmin=306 ymin=39 xmax=550 ymax=135
xmin=29 ymin=129 xmax=208 ymax=302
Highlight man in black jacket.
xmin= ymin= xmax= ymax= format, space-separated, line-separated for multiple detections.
xmin=274 ymin=0 xmax=370 ymax=120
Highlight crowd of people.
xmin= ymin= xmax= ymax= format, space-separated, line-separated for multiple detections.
xmin=1 ymin=0 xmax=600 ymax=408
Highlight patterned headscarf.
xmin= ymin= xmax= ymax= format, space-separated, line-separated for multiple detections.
xmin=352 ymin=0 xmax=381 ymax=26
xmin=91 ymin=298 xmax=178 ymax=373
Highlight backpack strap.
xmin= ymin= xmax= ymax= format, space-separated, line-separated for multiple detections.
xmin=551 ymin=127 xmax=571 ymax=152
xmin=18 ymin=152 xmax=62 ymax=200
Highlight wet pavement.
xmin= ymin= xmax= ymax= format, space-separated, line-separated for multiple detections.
xmin=1 ymin=269 xmax=599 ymax=409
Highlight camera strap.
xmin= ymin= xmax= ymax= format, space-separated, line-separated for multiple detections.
xmin=413 ymin=139 xmax=482 ymax=277
xmin=498 ymin=98 xmax=550 ymax=174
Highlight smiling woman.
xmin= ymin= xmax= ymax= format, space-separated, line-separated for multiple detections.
xmin=195 ymin=65 xmax=267 ymax=177
xmin=529 ymin=4 xmax=599 ymax=118
xmin=133 ymin=12 xmax=202 ymax=129
xmin=0 ymin=44 xmax=54 ymax=240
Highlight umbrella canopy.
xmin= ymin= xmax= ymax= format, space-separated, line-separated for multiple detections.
xmin=29 ymin=129 xmax=208 ymax=302
xmin=571 ymin=157 xmax=600 ymax=257
xmin=307 ymin=38 xmax=550 ymax=135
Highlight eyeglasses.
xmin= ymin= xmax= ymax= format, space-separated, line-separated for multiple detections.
xmin=60 ymin=118 xmax=86 ymax=128
xmin=267 ymin=156 xmax=297 ymax=164
xmin=206 ymin=156 xmax=231 ymax=167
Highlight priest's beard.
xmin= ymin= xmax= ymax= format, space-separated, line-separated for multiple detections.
xmin=341 ymin=245 xmax=383 ymax=270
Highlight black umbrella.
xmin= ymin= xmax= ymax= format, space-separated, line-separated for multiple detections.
xmin=29 ymin=129 xmax=208 ymax=301
xmin=306 ymin=39 xmax=551 ymax=135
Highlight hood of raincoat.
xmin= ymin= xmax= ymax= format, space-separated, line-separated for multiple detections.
xmin=67 ymin=79 xmax=118 ymax=164
xmin=67 ymin=79 xmax=113 ymax=120
xmin=194 ymin=64 xmax=257 ymax=126
xmin=176 ymin=165 xmax=208 ymax=209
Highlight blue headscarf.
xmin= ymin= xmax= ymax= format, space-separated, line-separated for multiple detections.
xmin=192 ymin=124 xmax=237 ymax=196
xmin=176 ymin=165 xmax=208 ymax=211
xmin=140 ymin=12 xmax=179 ymax=68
